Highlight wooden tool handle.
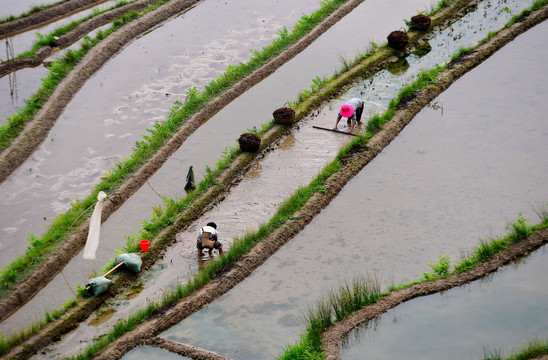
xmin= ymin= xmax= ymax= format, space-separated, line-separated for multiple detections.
xmin=103 ymin=261 xmax=124 ymax=278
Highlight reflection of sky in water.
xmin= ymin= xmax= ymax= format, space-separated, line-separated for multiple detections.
xmin=342 ymin=247 xmax=548 ymax=360
xmin=122 ymin=345 xmax=189 ymax=360
xmin=159 ymin=11 xmax=548 ymax=360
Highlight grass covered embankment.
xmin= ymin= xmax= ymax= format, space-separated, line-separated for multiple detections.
xmin=279 ymin=215 xmax=548 ymax=359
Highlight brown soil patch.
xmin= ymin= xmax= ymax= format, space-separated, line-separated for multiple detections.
xmin=91 ymin=7 xmax=548 ymax=360
xmin=321 ymin=228 xmax=548 ymax=360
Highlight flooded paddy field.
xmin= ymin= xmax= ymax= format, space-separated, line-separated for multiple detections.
xmin=0 ymin=65 xmax=49 ymax=123
xmin=0 ymin=0 xmax=325 ymax=270
xmin=1 ymin=0 xmax=125 ymax=124
xmin=157 ymin=17 xmax=548 ymax=359
xmin=1 ymin=0 xmax=435 ymax=336
xmin=0 ymin=0 xmax=544 ymax=358
xmin=341 ymin=246 xmax=548 ymax=360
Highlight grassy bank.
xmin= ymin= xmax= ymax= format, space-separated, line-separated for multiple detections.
xmin=277 ymin=214 xmax=548 ymax=359
xmin=0 ymin=0 xmax=355 ymax=299
xmin=484 ymin=338 xmax=548 ymax=360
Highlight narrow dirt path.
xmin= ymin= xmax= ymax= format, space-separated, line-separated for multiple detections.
xmin=90 ymin=8 xmax=548 ymax=359
xmin=321 ymin=228 xmax=548 ymax=360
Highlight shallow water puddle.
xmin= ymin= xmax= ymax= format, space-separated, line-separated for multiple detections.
xmin=157 ymin=18 xmax=548 ymax=360
xmin=88 ymin=308 xmax=116 ymax=327
xmin=341 ymin=247 xmax=548 ymax=360
xmin=122 ymin=345 xmax=190 ymax=360
xmin=0 ymin=0 xmax=322 ymax=270
xmin=3 ymin=0 xmax=434 ymax=337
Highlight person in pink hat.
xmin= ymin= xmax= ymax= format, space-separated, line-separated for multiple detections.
xmin=333 ymin=97 xmax=364 ymax=132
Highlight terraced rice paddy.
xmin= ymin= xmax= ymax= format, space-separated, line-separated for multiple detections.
xmin=0 ymin=0 xmax=546 ymax=359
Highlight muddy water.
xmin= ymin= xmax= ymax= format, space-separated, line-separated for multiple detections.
xmin=1 ymin=1 xmax=62 ymax=19
xmin=22 ymin=0 xmax=436 ymax=354
xmin=341 ymin=247 xmax=548 ymax=359
xmin=0 ymin=0 xmax=323 ymax=270
xmin=123 ymin=345 xmax=190 ymax=360
xmin=158 ymin=17 xmax=548 ymax=360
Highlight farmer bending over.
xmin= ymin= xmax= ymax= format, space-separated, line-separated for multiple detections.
xmin=197 ymin=222 xmax=224 ymax=256
xmin=333 ymin=98 xmax=364 ymax=132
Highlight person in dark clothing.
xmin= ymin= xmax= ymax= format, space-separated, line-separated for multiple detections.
xmin=196 ymin=222 xmax=224 ymax=256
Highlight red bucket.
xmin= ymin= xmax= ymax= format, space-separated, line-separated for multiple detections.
xmin=139 ymin=240 xmax=150 ymax=252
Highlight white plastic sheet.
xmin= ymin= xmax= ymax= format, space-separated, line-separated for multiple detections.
xmin=83 ymin=191 xmax=107 ymax=260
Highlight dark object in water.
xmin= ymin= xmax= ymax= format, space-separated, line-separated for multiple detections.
xmin=411 ymin=14 xmax=431 ymax=30
xmin=238 ymin=133 xmax=261 ymax=152
xmin=185 ymin=165 xmax=196 ymax=191
xmin=273 ymin=107 xmax=296 ymax=125
xmin=387 ymin=30 xmax=409 ymax=49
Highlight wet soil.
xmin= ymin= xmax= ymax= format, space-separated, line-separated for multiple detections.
xmin=87 ymin=8 xmax=548 ymax=359
xmin=0 ymin=0 xmax=373 ymax=322
xmin=321 ymin=228 xmax=548 ymax=360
